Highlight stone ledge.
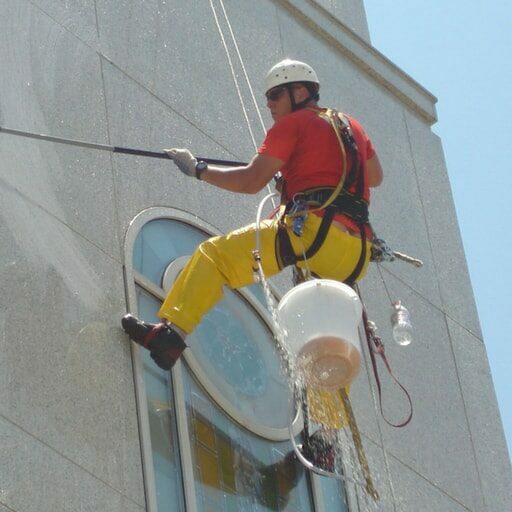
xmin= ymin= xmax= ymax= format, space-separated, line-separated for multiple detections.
xmin=281 ymin=0 xmax=438 ymax=124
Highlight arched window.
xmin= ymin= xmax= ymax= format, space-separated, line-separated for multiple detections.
xmin=123 ymin=207 xmax=348 ymax=511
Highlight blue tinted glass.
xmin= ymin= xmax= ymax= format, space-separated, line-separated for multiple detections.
xmin=132 ymin=217 xmax=349 ymax=511
xmin=182 ymin=366 xmax=314 ymax=512
xmin=136 ymin=288 xmax=185 ymax=512
xmin=134 ymin=219 xmax=206 ymax=285
xmin=190 ymin=287 xmax=291 ymax=429
xmin=245 ymin=282 xmax=270 ymax=309
xmin=318 ymin=475 xmax=349 ymax=511
xmin=134 ymin=218 xmax=270 ymax=307
xmin=194 ymin=302 xmax=267 ymax=396
xmin=136 ymin=218 xmax=291 ymax=430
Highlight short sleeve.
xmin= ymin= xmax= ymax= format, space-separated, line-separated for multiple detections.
xmin=258 ymin=114 xmax=298 ymax=162
xmin=366 ymin=135 xmax=376 ymax=160
xmin=347 ymin=115 xmax=375 ymax=160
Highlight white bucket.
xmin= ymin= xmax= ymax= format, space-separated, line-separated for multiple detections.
xmin=277 ymin=279 xmax=363 ymax=390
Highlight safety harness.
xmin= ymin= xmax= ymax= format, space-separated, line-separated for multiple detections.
xmin=276 ymin=108 xmax=371 ymax=286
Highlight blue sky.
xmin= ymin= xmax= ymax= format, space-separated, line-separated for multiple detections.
xmin=364 ymin=0 xmax=512 ymax=461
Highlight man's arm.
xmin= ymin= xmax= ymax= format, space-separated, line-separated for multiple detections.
xmin=367 ymin=154 xmax=383 ymax=187
xmin=200 ymin=153 xmax=284 ymax=194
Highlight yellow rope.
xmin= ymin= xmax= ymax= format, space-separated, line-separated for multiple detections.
xmin=298 ymin=108 xmax=348 ymax=214
xmin=338 ymin=388 xmax=380 ymax=501
xmin=307 ymin=387 xmax=348 ymax=429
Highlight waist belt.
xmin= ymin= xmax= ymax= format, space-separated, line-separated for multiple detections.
xmin=276 ymin=198 xmax=369 ymax=286
xmin=294 ymin=188 xmax=369 ymax=225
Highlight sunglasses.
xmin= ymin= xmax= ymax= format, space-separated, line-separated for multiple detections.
xmin=265 ymin=87 xmax=287 ymax=102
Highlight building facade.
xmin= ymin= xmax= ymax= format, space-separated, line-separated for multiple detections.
xmin=1 ymin=1 xmax=511 ymax=511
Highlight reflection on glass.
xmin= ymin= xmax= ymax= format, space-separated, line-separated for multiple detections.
xmin=190 ymin=287 xmax=291 ymax=430
xmin=182 ymin=366 xmax=314 ymax=512
xmin=137 ymin=288 xmax=185 ymax=512
xmin=194 ymin=303 xmax=267 ymax=396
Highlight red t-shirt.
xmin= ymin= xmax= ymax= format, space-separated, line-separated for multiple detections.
xmin=258 ymin=107 xmax=375 ymax=233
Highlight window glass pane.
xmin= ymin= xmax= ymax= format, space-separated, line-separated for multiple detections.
xmin=134 ymin=219 xmax=205 ymax=285
xmin=136 ymin=218 xmax=292 ymax=431
xmin=136 ymin=288 xmax=185 ymax=512
xmin=134 ymin=218 xmax=268 ymax=307
xmin=131 ymin=215 xmax=350 ymax=511
xmin=318 ymin=476 xmax=349 ymax=511
xmin=189 ymin=287 xmax=291 ymax=430
xmin=182 ymin=365 xmax=315 ymax=512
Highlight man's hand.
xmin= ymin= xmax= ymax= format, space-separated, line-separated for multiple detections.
xmin=164 ymin=148 xmax=197 ymax=178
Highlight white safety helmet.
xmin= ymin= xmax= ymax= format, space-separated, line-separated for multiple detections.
xmin=264 ymin=58 xmax=319 ymax=94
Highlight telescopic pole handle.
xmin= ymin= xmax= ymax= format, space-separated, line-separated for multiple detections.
xmin=112 ymin=146 xmax=247 ymax=166
xmin=0 ymin=126 xmax=247 ymax=167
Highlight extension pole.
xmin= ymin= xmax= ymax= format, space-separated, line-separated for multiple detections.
xmin=0 ymin=126 xmax=247 ymax=167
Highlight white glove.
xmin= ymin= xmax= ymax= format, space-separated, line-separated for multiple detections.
xmin=164 ymin=148 xmax=197 ymax=178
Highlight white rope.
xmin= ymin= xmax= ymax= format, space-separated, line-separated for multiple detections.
xmin=208 ymin=0 xmax=276 ymax=203
xmin=217 ymin=0 xmax=267 ymax=136
xmin=208 ymin=0 xmax=259 ymax=150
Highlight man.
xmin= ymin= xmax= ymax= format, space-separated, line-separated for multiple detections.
xmin=122 ymin=58 xmax=383 ymax=372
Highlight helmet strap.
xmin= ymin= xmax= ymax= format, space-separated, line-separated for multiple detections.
xmin=286 ymin=83 xmax=319 ymax=112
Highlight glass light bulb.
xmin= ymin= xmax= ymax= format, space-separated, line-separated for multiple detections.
xmin=391 ymin=301 xmax=413 ymax=346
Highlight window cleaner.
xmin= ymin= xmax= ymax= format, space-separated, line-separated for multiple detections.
xmin=2 ymin=59 xmax=417 ymax=500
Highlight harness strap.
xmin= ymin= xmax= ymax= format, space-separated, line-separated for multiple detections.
xmin=361 ymin=306 xmax=413 ymax=428
xmin=297 ymin=188 xmax=369 ymax=224
xmin=344 ymin=224 xmax=367 ymax=287
xmin=276 ymin=221 xmax=297 ymax=269
xmin=301 ymin=207 xmax=336 ymax=260
xmin=276 ymin=209 xmax=368 ymax=286
xmin=276 ymin=206 xmax=336 ymax=269
xmin=304 ymin=109 xmax=348 ymax=213
xmin=275 ymin=108 xmax=369 ymax=282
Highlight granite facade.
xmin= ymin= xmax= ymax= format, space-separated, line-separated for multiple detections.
xmin=0 ymin=0 xmax=510 ymax=510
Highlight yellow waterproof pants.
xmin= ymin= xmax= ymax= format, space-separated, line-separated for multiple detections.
xmin=158 ymin=213 xmax=370 ymax=429
xmin=158 ymin=212 xmax=371 ymax=334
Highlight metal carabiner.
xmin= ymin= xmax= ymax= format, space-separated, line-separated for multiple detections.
xmin=290 ymin=197 xmax=307 ymax=237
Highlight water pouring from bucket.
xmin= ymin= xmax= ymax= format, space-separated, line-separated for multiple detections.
xmin=277 ymin=279 xmax=363 ymax=390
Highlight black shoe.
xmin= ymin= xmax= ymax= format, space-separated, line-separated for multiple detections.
xmin=121 ymin=314 xmax=187 ymax=370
